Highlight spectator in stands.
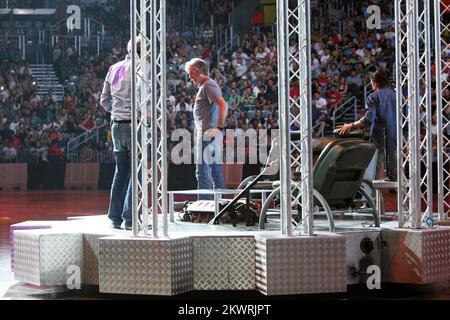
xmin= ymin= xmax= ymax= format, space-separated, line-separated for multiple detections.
xmin=0 ymin=2 xmax=399 ymax=170
xmin=251 ymin=5 xmax=264 ymax=33
xmin=317 ymin=70 xmax=330 ymax=89
xmin=100 ymin=39 xmax=135 ymax=230
xmin=227 ymin=88 xmax=241 ymax=112
xmin=313 ymin=92 xmax=328 ymax=116
xmin=312 ymin=103 xmax=326 ymax=138
xmin=29 ymin=141 xmax=48 ymax=162
xmin=2 ymin=141 xmax=17 ymax=160
xmin=48 ymin=140 xmax=64 ymax=161
xmin=327 ymin=85 xmax=342 ymax=112
xmin=338 ymin=77 xmax=349 ymax=99
xmin=346 ymin=70 xmax=363 ymax=96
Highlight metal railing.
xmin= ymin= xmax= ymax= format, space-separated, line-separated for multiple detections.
xmin=216 ymin=30 xmax=240 ymax=60
xmin=332 ymin=96 xmax=358 ymax=130
xmin=363 ymin=81 xmax=373 ymax=106
xmin=66 ymin=150 xmax=114 ymax=163
xmin=48 ymin=17 xmax=105 ymax=37
xmin=313 ymin=121 xmax=325 ymax=138
xmin=0 ymin=149 xmax=114 ymax=163
xmin=0 ymin=150 xmax=40 ymax=163
xmin=66 ymin=123 xmax=109 ymax=152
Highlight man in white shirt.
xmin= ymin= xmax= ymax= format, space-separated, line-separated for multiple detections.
xmin=232 ymin=55 xmax=249 ymax=77
xmin=0 ymin=86 xmax=10 ymax=100
xmin=3 ymin=143 xmax=17 ymax=160
xmin=314 ymin=92 xmax=328 ymax=115
xmin=356 ymin=47 xmax=366 ymax=58
xmin=175 ymin=96 xmax=192 ymax=112
xmin=9 ymin=116 xmax=21 ymax=133
xmin=166 ymin=90 xmax=176 ymax=108
xmin=384 ymin=26 xmax=395 ymax=40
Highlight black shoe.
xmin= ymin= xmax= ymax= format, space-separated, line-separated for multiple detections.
xmin=125 ymin=223 xmax=133 ymax=231
xmin=112 ymin=222 xmax=122 ymax=229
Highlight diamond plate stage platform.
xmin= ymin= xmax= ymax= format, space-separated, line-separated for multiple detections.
xmin=9 ymin=215 xmax=450 ymax=296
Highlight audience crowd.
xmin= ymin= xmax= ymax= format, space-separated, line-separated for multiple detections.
xmin=2 ymin=0 xmax=448 ymax=163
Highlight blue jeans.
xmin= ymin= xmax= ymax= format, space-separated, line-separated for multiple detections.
xmin=195 ymin=140 xmax=225 ymax=200
xmin=108 ymin=122 xmax=132 ymax=225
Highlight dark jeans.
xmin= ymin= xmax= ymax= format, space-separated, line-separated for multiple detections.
xmin=195 ymin=140 xmax=225 ymax=200
xmin=375 ymin=133 xmax=397 ymax=180
xmin=108 ymin=122 xmax=132 ymax=225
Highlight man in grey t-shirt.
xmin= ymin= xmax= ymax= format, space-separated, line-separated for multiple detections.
xmin=185 ymin=58 xmax=228 ymax=199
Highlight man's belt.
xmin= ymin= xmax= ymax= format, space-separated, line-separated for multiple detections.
xmin=112 ymin=119 xmax=132 ymax=123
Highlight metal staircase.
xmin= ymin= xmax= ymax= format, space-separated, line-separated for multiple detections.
xmin=324 ymin=96 xmax=359 ymax=136
xmin=66 ymin=124 xmax=109 ymax=153
xmin=29 ymin=64 xmax=64 ymax=101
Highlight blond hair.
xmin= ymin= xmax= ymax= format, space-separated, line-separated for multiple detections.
xmin=185 ymin=58 xmax=208 ymax=75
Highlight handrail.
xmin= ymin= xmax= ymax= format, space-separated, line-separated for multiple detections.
xmin=313 ymin=121 xmax=325 ymax=138
xmin=332 ymin=96 xmax=358 ymax=129
xmin=66 ymin=150 xmax=114 ymax=163
xmin=216 ymin=32 xmax=240 ymax=61
xmin=363 ymin=81 xmax=373 ymax=106
xmin=0 ymin=149 xmax=114 ymax=164
xmin=0 ymin=150 xmax=40 ymax=164
xmin=363 ymin=62 xmax=376 ymax=74
xmin=48 ymin=17 xmax=104 ymax=36
xmin=66 ymin=123 xmax=109 ymax=152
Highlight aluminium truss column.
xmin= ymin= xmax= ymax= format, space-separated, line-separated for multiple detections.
xmin=435 ymin=0 xmax=450 ymax=220
xmin=151 ymin=0 xmax=168 ymax=236
xmin=417 ymin=0 xmax=434 ymax=223
xmin=395 ymin=0 xmax=434 ymax=228
xmin=277 ymin=0 xmax=314 ymax=236
xmin=131 ymin=0 xmax=167 ymax=237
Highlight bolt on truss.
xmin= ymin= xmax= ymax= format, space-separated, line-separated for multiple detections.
xmin=395 ymin=0 xmax=434 ymax=228
xmin=131 ymin=0 xmax=167 ymax=237
xmin=435 ymin=0 xmax=450 ymax=220
xmin=277 ymin=0 xmax=314 ymax=236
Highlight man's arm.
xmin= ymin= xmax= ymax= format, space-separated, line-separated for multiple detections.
xmin=337 ymin=92 xmax=376 ymax=134
xmin=204 ymin=82 xmax=228 ymax=129
xmin=216 ymin=96 xmax=228 ymax=128
xmin=100 ymin=71 xmax=112 ymax=112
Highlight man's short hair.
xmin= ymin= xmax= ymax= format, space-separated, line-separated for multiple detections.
xmin=371 ymin=69 xmax=389 ymax=88
xmin=185 ymin=58 xmax=208 ymax=75
xmin=127 ymin=37 xmax=141 ymax=55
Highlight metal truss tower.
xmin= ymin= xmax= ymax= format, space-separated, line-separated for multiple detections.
xmin=277 ymin=0 xmax=314 ymax=236
xmin=131 ymin=0 xmax=167 ymax=237
xmin=395 ymin=0 xmax=434 ymax=228
xmin=435 ymin=0 xmax=450 ymax=220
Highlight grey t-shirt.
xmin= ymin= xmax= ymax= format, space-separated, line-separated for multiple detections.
xmin=193 ymin=78 xmax=222 ymax=133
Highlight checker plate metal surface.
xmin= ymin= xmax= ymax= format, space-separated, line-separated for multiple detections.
xmin=255 ymin=234 xmax=347 ymax=295
xmin=99 ymin=237 xmax=193 ymax=295
xmin=14 ymin=230 xmax=83 ymax=286
xmin=422 ymin=229 xmax=450 ymax=283
xmin=83 ymin=233 xmax=111 ymax=285
xmin=193 ymin=237 xmax=255 ymax=290
xmin=341 ymin=230 xmax=382 ymax=285
xmin=10 ymin=221 xmax=52 ymax=271
xmin=40 ymin=233 xmax=83 ymax=286
xmin=13 ymin=231 xmax=41 ymax=286
xmin=382 ymin=227 xmax=450 ymax=284
xmin=436 ymin=220 xmax=450 ymax=226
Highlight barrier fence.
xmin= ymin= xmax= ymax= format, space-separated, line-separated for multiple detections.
xmin=0 ymin=162 xmax=247 ymax=192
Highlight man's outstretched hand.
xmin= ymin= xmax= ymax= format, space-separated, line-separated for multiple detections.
xmin=336 ymin=123 xmax=353 ymax=135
